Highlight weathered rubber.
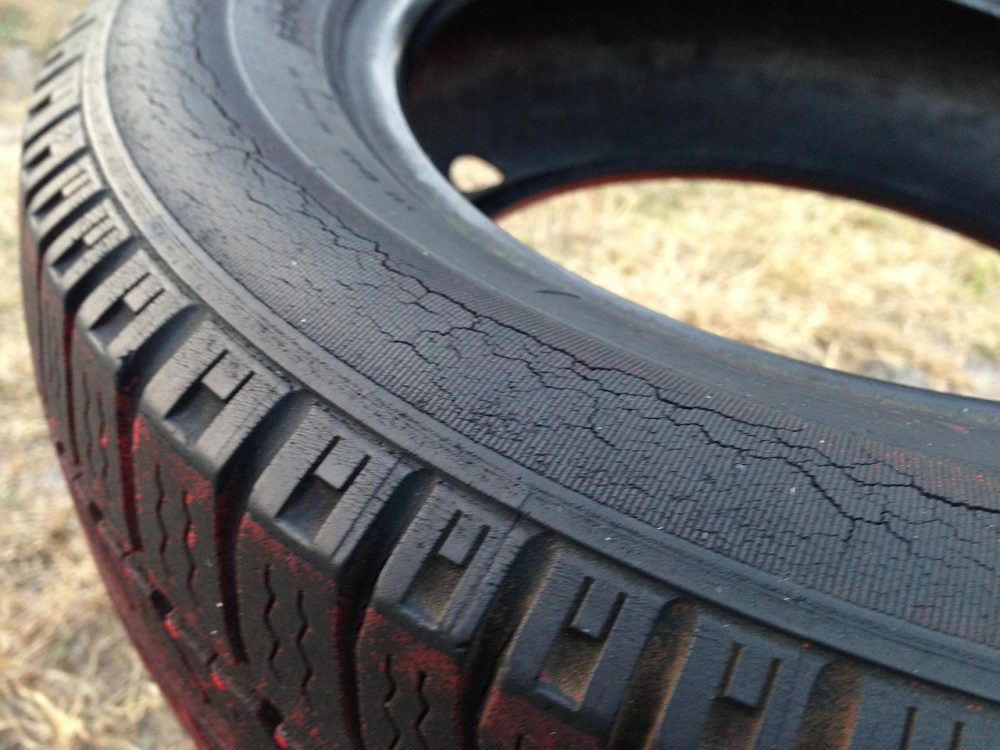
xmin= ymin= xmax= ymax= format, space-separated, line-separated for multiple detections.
xmin=19 ymin=1 xmax=1000 ymax=749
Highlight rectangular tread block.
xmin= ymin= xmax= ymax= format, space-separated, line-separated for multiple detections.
xmin=371 ymin=484 xmax=521 ymax=633
xmin=27 ymin=154 xmax=104 ymax=248
xmin=22 ymin=111 xmax=88 ymax=199
xmin=69 ymin=250 xmax=193 ymax=544
xmin=78 ymin=249 xmax=192 ymax=366
xmin=247 ymin=402 xmax=399 ymax=552
xmin=357 ymin=499 xmax=536 ymax=750
xmin=722 ymin=643 xmax=783 ymax=710
xmin=274 ymin=439 xmax=371 ymax=542
xmin=44 ymin=199 xmax=131 ymax=299
xmin=141 ymin=320 xmax=290 ymax=475
xmin=570 ymin=578 xmax=625 ymax=640
xmin=313 ymin=440 xmax=369 ymax=493
xmin=478 ymin=549 xmax=683 ymax=750
xmin=131 ymin=414 xmax=245 ymax=662
xmin=23 ymin=60 xmax=82 ymax=146
xmin=235 ymin=516 xmax=341 ymax=750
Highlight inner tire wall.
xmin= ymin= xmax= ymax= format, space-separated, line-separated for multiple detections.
xmin=404 ymin=0 xmax=1000 ymax=242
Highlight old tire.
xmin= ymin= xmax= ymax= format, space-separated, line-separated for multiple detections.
xmin=20 ymin=0 xmax=1000 ymax=747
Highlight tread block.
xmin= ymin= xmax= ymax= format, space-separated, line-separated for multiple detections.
xmin=537 ymin=577 xmax=626 ymax=706
xmin=721 ymin=643 xmax=783 ymax=710
xmin=71 ymin=251 xmax=192 ymax=542
xmin=478 ymin=550 xmax=666 ymax=749
xmin=24 ymin=60 xmax=82 ymax=146
xmin=44 ymin=199 xmax=131 ymax=295
xmin=654 ymin=620 xmax=783 ymax=750
xmin=357 ymin=496 xmax=533 ymax=750
xmin=846 ymin=675 xmax=1000 ymax=750
xmin=132 ymin=414 xmax=250 ymax=662
xmin=77 ymin=250 xmax=170 ymax=347
xmin=401 ymin=511 xmax=491 ymax=625
xmin=790 ymin=661 xmax=863 ymax=750
xmin=36 ymin=24 xmax=88 ymax=73
xmin=239 ymin=411 xmax=494 ymax=749
xmin=274 ymin=436 xmax=371 ymax=542
xmin=247 ymin=403 xmax=398 ymax=553
xmin=52 ymin=10 xmax=96 ymax=47
xmin=141 ymin=321 xmax=290 ymax=475
xmin=697 ymin=641 xmax=783 ymax=750
xmin=21 ymin=112 xmax=88 ymax=199
xmin=437 ymin=513 xmax=487 ymax=566
xmin=134 ymin=421 xmax=214 ymax=609
xmin=32 ymin=29 xmax=89 ymax=89
xmin=236 ymin=517 xmax=340 ymax=750
xmin=371 ymin=486 xmax=524 ymax=633
xmin=236 ymin=403 xmax=432 ymax=749
xmin=31 ymin=199 xmax=130 ymax=450
xmin=33 ymin=279 xmax=74 ymax=457
xmin=569 ymin=578 xmax=624 ymax=639
xmin=607 ymin=598 xmax=699 ymax=750
xmin=26 ymin=154 xmax=103 ymax=246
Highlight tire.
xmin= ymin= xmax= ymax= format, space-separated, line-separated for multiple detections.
xmin=19 ymin=0 xmax=1000 ymax=748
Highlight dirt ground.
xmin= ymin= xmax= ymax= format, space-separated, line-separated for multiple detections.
xmin=1 ymin=3 xmax=998 ymax=749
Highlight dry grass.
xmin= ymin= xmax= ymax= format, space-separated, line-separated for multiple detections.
xmin=0 ymin=4 xmax=998 ymax=750
xmin=0 ymin=2 xmax=192 ymax=748
xmin=0 ymin=147 xmax=190 ymax=748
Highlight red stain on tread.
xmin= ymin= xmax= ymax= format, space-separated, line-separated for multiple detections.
xmin=240 ymin=516 xmax=316 ymax=577
xmin=210 ymin=671 xmax=228 ymax=692
xmin=164 ymin=619 xmax=181 ymax=641
xmin=358 ymin=608 xmax=469 ymax=743
xmin=131 ymin=417 xmax=143 ymax=453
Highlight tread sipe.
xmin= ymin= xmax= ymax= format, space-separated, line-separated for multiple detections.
xmin=20 ymin=1 xmax=1000 ymax=748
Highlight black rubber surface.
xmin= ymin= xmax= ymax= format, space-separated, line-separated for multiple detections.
xmin=18 ymin=0 xmax=1000 ymax=747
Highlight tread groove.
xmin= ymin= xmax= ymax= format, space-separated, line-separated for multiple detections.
xmin=414 ymin=671 xmax=432 ymax=750
xmin=214 ymin=391 xmax=314 ymax=662
xmin=23 ymin=146 xmax=90 ymax=207
xmin=113 ymin=305 xmax=206 ymax=549
xmin=32 ymin=55 xmax=84 ymax=92
xmin=293 ymin=589 xmax=313 ymax=695
xmin=23 ymin=105 xmax=80 ymax=151
xmin=36 ymin=191 xmax=108 ymax=254
xmin=463 ymin=534 xmax=556 ymax=749
xmin=383 ymin=655 xmax=402 ymax=750
xmin=337 ymin=469 xmax=438 ymax=749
